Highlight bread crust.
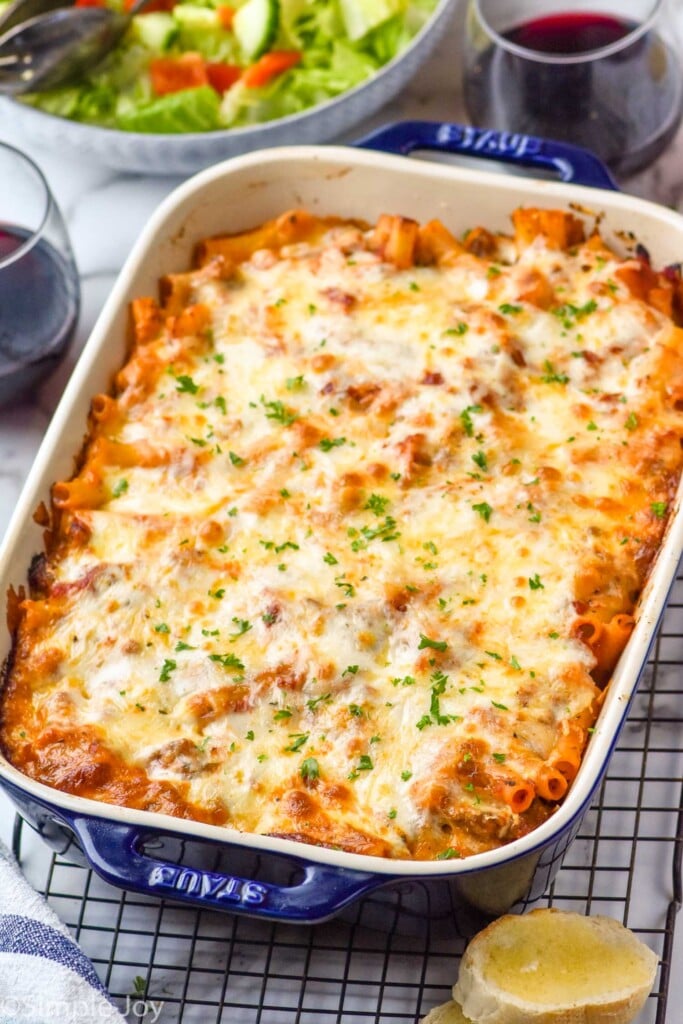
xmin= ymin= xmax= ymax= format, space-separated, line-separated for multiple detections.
xmin=421 ymin=1000 xmax=472 ymax=1024
xmin=453 ymin=909 xmax=658 ymax=1024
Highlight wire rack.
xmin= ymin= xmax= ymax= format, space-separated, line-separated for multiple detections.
xmin=13 ymin=573 xmax=683 ymax=1024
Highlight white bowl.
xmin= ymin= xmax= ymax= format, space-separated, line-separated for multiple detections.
xmin=0 ymin=0 xmax=457 ymax=176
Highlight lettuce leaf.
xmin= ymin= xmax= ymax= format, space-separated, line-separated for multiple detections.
xmin=115 ymin=85 xmax=221 ymax=132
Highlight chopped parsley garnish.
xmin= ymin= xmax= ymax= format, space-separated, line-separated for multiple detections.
xmin=401 ymin=770 xmax=413 ymax=781
xmin=351 ymin=516 xmax=401 ymax=550
xmin=625 ymin=412 xmax=639 ymax=431
xmin=209 ymin=652 xmax=244 ymax=672
xmin=429 ymin=669 xmax=457 ymax=725
xmin=418 ymin=634 xmax=448 ymax=652
xmin=528 ymin=574 xmax=544 ymax=590
xmin=286 ymin=375 xmax=306 ymax=391
xmin=335 ymin=577 xmax=355 ymax=597
xmin=491 ymin=700 xmax=509 ymax=711
xmin=552 ymin=299 xmax=597 ymax=326
xmin=541 ymin=360 xmax=569 ymax=385
xmin=323 ymin=551 xmax=338 ymax=565
xmin=472 ymin=450 xmax=488 ymax=471
xmin=285 ymin=733 xmax=309 ymax=753
xmin=261 ymin=396 xmax=298 ymax=426
xmin=349 ymin=704 xmax=364 ymax=717
xmin=343 ymin=665 xmax=359 ymax=676
xmin=651 ymin=501 xmax=668 ymax=519
xmin=364 ymin=493 xmax=390 ymax=516
xmin=229 ymin=617 xmax=252 ymax=641
xmin=306 ymin=693 xmax=332 ymax=711
xmin=175 ymin=641 xmax=195 ymax=652
xmin=492 ymin=752 xmax=506 ymax=763
xmin=387 ymin=808 xmax=397 ymax=819
xmin=392 ymin=675 xmax=416 ymax=687
xmin=229 ymin=451 xmax=245 ymax=466
xmin=214 ymin=396 xmax=227 ymax=414
xmin=175 ymin=374 xmax=199 ymax=395
xmin=112 ymin=479 xmax=128 ymax=498
xmin=153 ymin=622 xmax=170 ymax=634
xmin=460 ymin=404 xmax=483 ymax=437
xmin=499 ymin=303 xmax=522 ymax=315
xmin=319 ymin=436 xmax=347 ymax=452
xmin=357 ymin=754 xmax=373 ymax=771
xmin=159 ymin=659 xmax=176 ymax=682
xmin=510 ymin=655 xmax=522 ymax=671
xmin=300 ymin=757 xmax=320 ymax=780
xmin=436 ymin=848 xmax=460 ymax=860
xmin=444 ymin=322 xmax=468 ymax=336
xmin=472 ymin=501 xmax=493 ymax=522
xmin=273 ymin=708 xmax=292 ymax=721
xmin=208 ymin=588 xmax=225 ymax=599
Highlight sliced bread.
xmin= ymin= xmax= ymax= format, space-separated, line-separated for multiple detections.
xmin=452 ymin=908 xmax=658 ymax=1024
xmin=421 ymin=1000 xmax=473 ymax=1024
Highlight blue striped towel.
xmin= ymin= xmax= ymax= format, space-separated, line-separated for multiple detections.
xmin=0 ymin=839 xmax=125 ymax=1023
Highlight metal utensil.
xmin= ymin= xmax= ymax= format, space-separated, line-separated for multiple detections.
xmin=0 ymin=0 xmax=69 ymax=37
xmin=0 ymin=0 xmax=147 ymax=94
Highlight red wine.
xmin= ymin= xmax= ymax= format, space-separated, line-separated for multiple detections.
xmin=0 ymin=224 xmax=79 ymax=403
xmin=505 ymin=12 xmax=633 ymax=54
xmin=464 ymin=11 xmax=683 ymax=176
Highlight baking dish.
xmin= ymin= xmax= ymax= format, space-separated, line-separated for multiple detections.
xmin=1 ymin=122 xmax=682 ymax=924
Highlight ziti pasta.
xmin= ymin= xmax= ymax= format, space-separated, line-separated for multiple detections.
xmin=2 ymin=207 xmax=683 ymax=860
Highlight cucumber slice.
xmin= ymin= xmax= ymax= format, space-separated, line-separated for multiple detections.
xmin=339 ymin=0 xmax=405 ymax=41
xmin=233 ymin=0 xmax=280 ymax=60
xmin=172 ymin=5 xmax=221 ymax=31
xmin=131 ymin=12 xmax=177 ymax=51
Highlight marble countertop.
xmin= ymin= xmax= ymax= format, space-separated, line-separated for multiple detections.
xmin=0 ymin=0 xmax=682 ymax=1017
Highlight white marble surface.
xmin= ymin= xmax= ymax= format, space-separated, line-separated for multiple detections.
xmin=0 ymin=0 xmax=682 ymax=1017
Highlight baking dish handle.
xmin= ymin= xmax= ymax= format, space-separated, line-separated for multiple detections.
xmin=70 ymin=815 xmax=384 ymax=923
xmin=356 ymin=120 xmax=619 ymax=191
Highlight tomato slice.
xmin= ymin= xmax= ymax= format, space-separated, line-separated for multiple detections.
xmin=217 ymin=5 xmax=235 ymax=29
xmin=149 ymin=53 xmax=208 ymax=96
xmin=241 ymin=50 xmax=301 ymax=89
xmin=74 ymin=0 xmax=106 ymax=8
xmin=205 ymin=63 xmax=242 ymax=93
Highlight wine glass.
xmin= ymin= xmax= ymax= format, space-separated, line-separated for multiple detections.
xmin=0 ymin=141 xmax=79 ymax=406
xmin=462 ymin=0 xmax=683 ymax=177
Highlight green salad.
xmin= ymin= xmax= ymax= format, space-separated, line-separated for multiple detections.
xmin=7 ymin=0 xmax=439 ymax=133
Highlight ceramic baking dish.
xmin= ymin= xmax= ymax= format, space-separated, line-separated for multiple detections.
xmin=1 ymin=123 xmax=682 ymax=924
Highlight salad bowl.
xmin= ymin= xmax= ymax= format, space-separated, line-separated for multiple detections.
xmin=0 ymin=0 xmax=457 ymax=175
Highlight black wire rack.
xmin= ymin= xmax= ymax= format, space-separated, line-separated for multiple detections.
xmin=14 ymin=573 xmax=683 ymax=1024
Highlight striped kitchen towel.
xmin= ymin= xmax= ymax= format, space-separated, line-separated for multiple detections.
xmin=0 ymin=839 xmax=125 ymax=1023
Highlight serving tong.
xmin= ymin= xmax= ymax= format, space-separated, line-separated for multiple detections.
xmin=0 ymin=0 xmax=148 ymax=94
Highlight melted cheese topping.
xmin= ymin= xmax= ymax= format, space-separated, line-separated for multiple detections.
xmin=3 ymin=211 xmax=683 ymax=861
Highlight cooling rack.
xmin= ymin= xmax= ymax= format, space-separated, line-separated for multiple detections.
xmin=13 ymin=573 xmax=683 ymax=1024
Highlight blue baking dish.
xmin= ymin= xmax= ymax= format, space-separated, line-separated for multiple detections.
xmin=0 ymin=122 xmax=680 ymax=924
